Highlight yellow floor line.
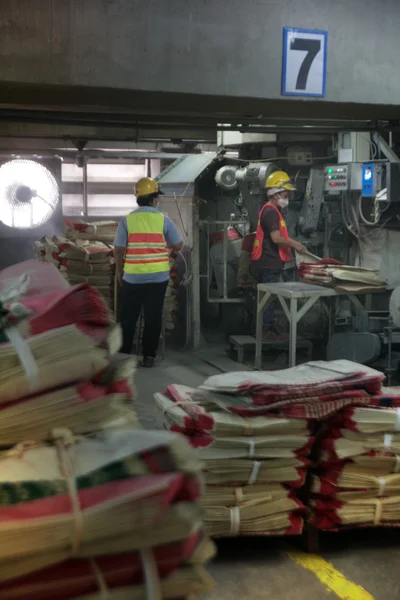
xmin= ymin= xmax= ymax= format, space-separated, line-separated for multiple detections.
xmin=285 ymin=550 xmax=375 ymax=600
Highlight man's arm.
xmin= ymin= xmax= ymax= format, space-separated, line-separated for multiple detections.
xmin=113 ymin=218 xmax=128 ymax=285
xmin=270 ymin=230 xmax=307 ymax=254
xmin=114 ymin=247 xmax=125 ymax=285
xmin=164 ymin=216 xmax=183 ymax=252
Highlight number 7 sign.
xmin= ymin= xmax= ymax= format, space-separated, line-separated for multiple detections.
xmin=282 ymin=28 xmax=328 ymax=97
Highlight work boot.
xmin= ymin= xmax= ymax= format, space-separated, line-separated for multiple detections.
xmin=142 ymin=356 xmax=155 ymax=368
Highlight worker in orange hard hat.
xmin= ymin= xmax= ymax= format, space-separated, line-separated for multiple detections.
xmin=114 ymin=177 xmax=183 ymax=367
xmin=252 ymin=170 xmax=308 ymax=341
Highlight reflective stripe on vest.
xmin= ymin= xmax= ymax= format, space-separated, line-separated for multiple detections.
xmin=252 ymin=202 xmax=292 ymax=263
xmin=124 ymin=211 xmax=170 ymax=274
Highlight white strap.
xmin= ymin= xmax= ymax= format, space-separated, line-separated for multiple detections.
xmin=140 ymin=549 xmax=162 ymax=600
xmin=248 ymin=461 xmax=261 ymax=485
xmin=5 ymin=327 xmax=39 ymax=392
xmin=230 ymin=506 xmax=241 ymax=534
xmin=395 ymin=409 xmax=400 ymax=432
xmin=373 ymin=500 xmax=383 ymax=526
xmin=248 ymin=439 xmax=255 ymax=459
xmin=377 ymin=477 xmax=386 ymax=497
xmin=89 ymin=559 xmax=109 ymax=599
xmin=384 ymin=433 xmax=393 ymax=450
xmin=394 ymin=456 xmax=400 ymax=473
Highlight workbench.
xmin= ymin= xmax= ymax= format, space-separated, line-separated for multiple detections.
xmin=255 ymin=281 xmax=374 ymax=369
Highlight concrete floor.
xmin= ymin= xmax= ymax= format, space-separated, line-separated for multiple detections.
xmin=135 ymin=347 xmax=400 ymax=600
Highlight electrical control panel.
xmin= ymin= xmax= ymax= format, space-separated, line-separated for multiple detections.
xmin=324 ymin=165 xmax=348 ymax=194
xmin=324 ymin=163 xmax=362 ymax=195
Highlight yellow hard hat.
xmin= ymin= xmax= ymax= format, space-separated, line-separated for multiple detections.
xmin=265 ymin=171 xmax=296 ymax=191
xmin=135 ymin=177 xmax=163 ymax=198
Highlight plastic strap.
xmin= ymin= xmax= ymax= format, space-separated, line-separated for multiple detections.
xmin=53 ymin=429 xmax=83 ymax=554
xmin=377 ymin=477 xmax=386 ymax=497
xmin=395 ymin=409 xmax=400 ymax=432
xmin=243 ymin=419 xmax=253 ymax=436
xmin=394 ymin=456 xmax=400 ymax=473
xmin=140 ymin=549 xmax=162 ymax=600
xmin=235 ymin=487 xmax=244 ymax=504
xmin=229 ymin=506 xmax=241 ymax=534
xmin=248 ymin=439 xmax=255 ymax=459
xmin=373 ymin=500 xmax=383 ymax=526
xmin=90 ymin=559 xmax=110 ymax=599
xmin=5 ymin=327 xmax=39 ymax=392
xmin=384 ymin=433 xmax=393 ymax=450
xmin=248 ymin=461 xmax=261 ymax=485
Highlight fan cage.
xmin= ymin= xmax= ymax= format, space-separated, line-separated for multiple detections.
xmin=0 ymin=159 xmax=60 ymax=230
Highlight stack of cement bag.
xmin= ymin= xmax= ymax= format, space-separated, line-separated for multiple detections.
xmin=297 ymin=256 xmax=387 ymax=293
xmin=34 ymin=235 xmax=114 ymax=310
xmin=310 ymin=386 xmax=400 ymax=531
xmin=0 ymin=259 xmax=215 ymax=599
xmin=154 ymin=360 xmax=391 ymax=538
xmin=64 ymin=219 xmax=119 ymax=244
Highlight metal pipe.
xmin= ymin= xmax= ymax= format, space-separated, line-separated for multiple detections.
xmin=191 ymin=200 xmax=201 ymax=349
xmin=387 ymin=326 xmax=393 ymax=386
xmin=82 ymin=159 xmax=88 ymax=216
xmin=206 ymin=223 xmax=211 ymax=303
xmin=223 ymin=224 xmax=228 ymax=300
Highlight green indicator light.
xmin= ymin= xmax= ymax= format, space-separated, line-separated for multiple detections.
xmin=328 ymin=168 xmax=333 ymax=174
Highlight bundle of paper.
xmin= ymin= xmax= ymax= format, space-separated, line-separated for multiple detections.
xmin=0 ymin=428 xmax=210 ymax=581
xmin=155 ymin=360 xmax=400 ymax=538
xmin=0 ymin=259 xmax=215 ymax=597
xmin=0 ymin=260 xmax=122 ymax=403
xmin=154 ymin=385 xmax=313 ymax=538
xmin=310 ymin=397 xmax=400 ymax=530
xmin=167 ymin=361 xmax=385 ymax=420
xmin=0 ymin=355 xmax=137 ymax=445
xmin=203 ymin=457 xmax=309 ymax=487
xmin=0 ymin=545 xmax=215 ymax=600
xmin=297 ymin=258 xmax=387 ymax=293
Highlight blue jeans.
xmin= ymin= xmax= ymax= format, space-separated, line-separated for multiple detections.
xmin=258 ymin=269 xmax=282 ymax=330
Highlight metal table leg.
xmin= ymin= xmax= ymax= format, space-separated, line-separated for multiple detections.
xmin=255 ymin=288 xmax=264 ymax=370
xmin=289 ymin=297 xmax=298 ymax=367
xmin=255 ymin=288 xmax=272 ymax=370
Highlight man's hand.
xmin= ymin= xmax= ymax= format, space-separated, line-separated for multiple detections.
xmin=293 ymin=241 xmax=309 ymax=255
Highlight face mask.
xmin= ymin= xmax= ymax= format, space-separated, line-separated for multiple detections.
xmin=277 ymin=196 xmax=289 ymax=209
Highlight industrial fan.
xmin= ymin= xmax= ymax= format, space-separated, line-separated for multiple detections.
xmin=0 ymin=158 xmax=62 ymax=269
xmin=0 ymin=159 xmax=60 ymax=230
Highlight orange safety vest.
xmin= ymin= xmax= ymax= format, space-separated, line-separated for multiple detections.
xmin=124 ymin=211 xmax=170 ymax=275
xmin=252 ymin=202 xmax=292 ymax=263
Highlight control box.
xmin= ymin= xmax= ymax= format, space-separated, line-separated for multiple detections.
xmin=361 ymin=163 xmax=384 ymax=197
xmin=361 ymin=162 xmax=400 ymax=201
xmin=323 ymin=163 xmax=362 ymax=195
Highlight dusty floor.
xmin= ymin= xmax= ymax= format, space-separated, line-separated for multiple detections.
xmin=135 ymin=347 xmax=400 ymax=600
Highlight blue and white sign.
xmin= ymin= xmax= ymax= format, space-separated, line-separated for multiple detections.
xmin=282 ymin=28 xmax=328 ymax=98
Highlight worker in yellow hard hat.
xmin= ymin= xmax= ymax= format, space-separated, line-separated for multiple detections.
xmin=252 ymin=170 xmax=307 ymax=340
xmin=114 ymin=177 xmax=183 ymax=367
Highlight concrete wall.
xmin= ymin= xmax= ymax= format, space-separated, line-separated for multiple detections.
xmin=0 ymin=0 xmax=399 ymax=115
